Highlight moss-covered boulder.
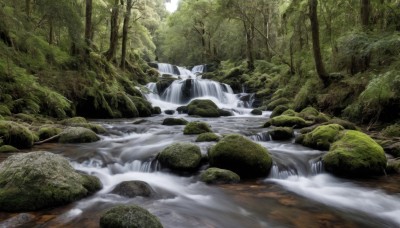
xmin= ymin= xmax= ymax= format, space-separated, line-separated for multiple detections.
xmin=162 ymin=118 xmax=188 ymax=126
xmin=152 ymin=106 xmax=162 ymax=115
xmin=298 ymin=107 xmax=319 ymax=120
xmin=268 ymin=115 xmax=311 ymax=128
xmin=0 ymin=145 xmax=19 ymax=153
xmin=266 ymin=98 xmax=290 ymax=110
xmin=0 ymin=151 xmax=102 ymax=211
xmin=176 ymin=106 xmax=188 ymax=114
xmin=209 ymin=134 xmax=272 ymax=178
xmin=298 ymin=124 xmax=344 ymax=150
xmin=0 ymin=121 xmax=34 ymax=149
xmin=269 ymin=127 xmax=294 ymax=140
xmin=183 ymin=122 xmax=212 ymax=135
xmin=195 ymin=133 xmax=220 ymax=142
xmin=164 ymin=110 xmax=175 ymax=115
xmin=59 ymin=127 xmax=100 ymax=144
xmin=37 ymin=126 xmax=62 ymax=140
xmin=187 ymin=99 xmax=220 ymax=117
xmin=327 ymin=118 xmax=357 ymax=130
xmin=250 ymin=109 xmax=262 ymax=115
xmin=60 ymin=117 xmax=87 ymax=125
xmin=270 ymin=105 xmax=289 ymax=118
xmin=111 ymin=181 xmax=154 ymax=198
xmin=281 ymin=109 xmax=297 ymax=116
xmin=100 ymin=205 xmax=163 ymax=228
xmin=158 ymin=143 xmax=202 ymax=172
xmin=200 ymin=168 xmax=240 ymax=184
xmin=219 ymin=109 xmax=234 ymax=116
xmin=131 ymin=97 xmax=153 ymax=117
xmin=323 ymin=130 xmax=387 ymax=177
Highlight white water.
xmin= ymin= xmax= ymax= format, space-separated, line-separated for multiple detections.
xmin=192 ymin=64 xmax=206 ymax=74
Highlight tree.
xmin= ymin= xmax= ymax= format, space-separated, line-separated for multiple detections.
xmin=105 ymin=0 xmax=121 ymax=61
xmin=121 ymin=0 xmax=134 ymax=69
xmin=309 ymin=0 xmax=329 ymax=86
xmin=361 ymin=0 xmax=371 ymax=29
xmin=85 ymin=0 xmax=93 ymax=50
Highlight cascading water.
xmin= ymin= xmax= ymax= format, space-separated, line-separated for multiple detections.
xmin=191 ymin=64 xmax=206 ymax=74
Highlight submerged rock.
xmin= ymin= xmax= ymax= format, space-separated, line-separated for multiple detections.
xmin=100 ymin=205 xmax=163 ymax=228
xmin=187 ymin=99 xmax=220 ymax=117
xmin=183 ymin=122 xmax=212 ymax=135
xmin=251 ymin=109 xmax=262 ymax=115
xmin=111 ymin=181 xmax=154 ymax=198
xmin=59 ymin=127 xmax=100 ymax=143
xmin=0 ymin=120 xmax=34 ymax=149
xmin=158 ymin=142 xmax=202 ymax=172
xmin=323 ymin=130 xmax=387 ymax=177
xmin=200 ymin=168 xmax=240 ymax=184
xmin=209 ymin=134 xmax=272 ymax=178
xmin=162 ymin=118 xmax=188 ymax=126
xmin=269 ymin=127 xmax=294 ymax=140
xmin=0 ymin=151 xmax=102 ymax=211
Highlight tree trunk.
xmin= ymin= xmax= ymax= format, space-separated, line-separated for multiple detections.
xmin=309 ymin=0 xmax=329 ymax=86
xmin=25 ymin=0 xmax=31 ymax=17
xmin=121 ymin=0 xmax=133 ymax=69
xmin=85 ymin=0 xmax=93 ymax=50
xmin=244 ymin=22 xmax=255 ymax=71
xmin=105 ymin=0 xmax=120 ymax=61
xmin=48 ymin=18 xmax=54 ymax=45
xmin=361 ymin=0 xmax=371 ymax=29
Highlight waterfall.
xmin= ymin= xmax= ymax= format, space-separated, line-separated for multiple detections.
xmin=157 ymin=63 xmax=180 ymax=75
xmin=192 ymin=64 xmax=206 ymax=74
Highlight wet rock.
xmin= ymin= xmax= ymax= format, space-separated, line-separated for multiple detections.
xmin=219 ymin=109 xmax=234 ymax=116
xmin=176 ymin=106 xmax=188 ymax=114
xmin=270 ymin=105 xmax=289 ymax=118
xmin=251 ymin=109 xmax=262 ymax=115
xmin=132 ymin=119 xmax=148 ymax=125
xmin=195 ymin=132 xmax=220 ymax=142
xmin=37 ymin=125 xmax=62 ymax=140
xmin=383 ymin=142 xmax=400 ymax=158
xmin=0 ymin=151 xmax=102 ymax=211
xmin=152 ymin=106 xmax=162 ymax=115
xmin=183 ymin=122 xmax=212 ymax=135
xmin=281 ymin=109 xmax=297 ymax=116
xmin=269 ymin=127 xmax=294 ymax=140
xmin=298 ymin=124 xmax=344 ymax=150
xmin=266 ymin=98 xmax=290 ymax=110
xmin=164 ymin=110 xmax=175 ymax=115
xmin=0 ymin=145 xmax=19 ymax=153
xmin=158 ymin=142 xmax=202 ymax=172
xmin=187 ymin=99 xmax=220 ymax=117
xmin=0 ymin=120 xmax=34 ymax=149
xmin=0 ymin=213 xmax=35 ymax=227
xmin=162 ymin=118 xmax=188 ymax=126
xmin=209 ymin=134 xmax=272 ymax=178
xmin=131 ymin=97 xmax=153 ymax=117
xmin=266 ymin=115 xmax=311 ymax=129
xmin=386 ymin=159 xmax=400 ymax=174
xmin=323 ymin=130 xmax=387 ymax=177
xmin=111 ymin=181 xmax=154 ymax=198
xmin=59 ymin=127 xmax=100 ymax=143
xmin=100 ymin=205 xmax=163 ymax=228
xmin=156 ymin=79 xmax=175 ymax=95
xmin=200 ymin=168 xmax=240 ymax=184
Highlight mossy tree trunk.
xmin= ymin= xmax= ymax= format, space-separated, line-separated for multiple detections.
xmin=244 ymin=21 xmax=255 ymax=71
xmin=361 ymin=0 xmax=371 ymax=29
xmin=121 ymin=0 xmax=133 ymax=70
xmin=105 ymin=0 xmax=120 ymax=61
xmin=85 ymin=0 xmax=93 ymax=50
xmin=25 ymin=0 xmax=31 ymax=17
xmin=309 ymin=0 xmax=329 ymax=87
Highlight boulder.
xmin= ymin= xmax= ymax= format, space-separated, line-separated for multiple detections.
xmin=162 ymin=118 xmax=188 ymax=126
xmin=0 ymin=121 xmax=34 ymax=149
xmin=100 ymin=205 xmax=163 ymax=228
xmin=323 ymin=130 xmax=387 ymax=177
xmin=152 ymin=106 xmax=162 ymax=115
xmin=218 ymin=109 xmax=234 ymax=116
xmin=0 ymin=151 xmax=102 ymax=211
xmin=298 ymin=107 xmax=319 ymax=120
xmin=37 ymin=126 xmax=62 ymax=140
xmin=327 ymin=118 xmax=357 ymax=130
xmin=250 ymin=109 xmax=262 ymax=115
xmin=187 ymin=99 xmax=220 ymax=117
xmin=111 ymin=181 xmax=154 ymax=198
xmin=384 ymin=142 xmax=400 ymax=158
xmin=200 ymin=168 xmax=240 ymax=184
xmin=0 ymin=145 xmax=19 ymax=153
xmin=59 ymin=127 xmax=100 ymax=143
xmin=268 ymin=115 xmax=311 ymax=128
xmin=268 ymin=127 xmax=294 ymax=140
xmin=183 ymin=122 xmax=212 ymax=135
xmin=281 ymin=109 xmax=297 ymax=116
xmin=176 ymin=106 xmax=188 ymax=114
xmin=195 ymin=133 xmax=220 ymax=142
xmin=298 ymin=124 xmax=344 ymax=150
xmin=266 ymin=98 xmax=290 ymax=110
xmin=270 ymin=105 xmax=289 ymax=118
xmin=164 ymin=110 xmax=175 ymax=115
xmin=131 ymin=97 xmax=153 ymax=117
xmin=60 ymin=117 xmax=87 ymax=125
xmin=208 ymin=134 xmax=272 ymax=178
xmin=386 ymin=159 xmax=400 ymax=174
xmin=158 ymin=143 xmax=202 ymax=172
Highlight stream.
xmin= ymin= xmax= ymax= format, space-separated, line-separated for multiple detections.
xmin=1 ymin=64 xmax=400 ymax=227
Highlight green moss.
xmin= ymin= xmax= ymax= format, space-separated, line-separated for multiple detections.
xmin=0 ymin=145 xmax=19 ymax=153
xmin=250 ymin=109 xmax=262 ymax=115
xmin=158 ymin=143 xmax=202 ymax=172
xmin=100 ymin=205 xmax=163 ymax=228
xmin=69 ymin=123 xmax=107 ymax=134
xmin=270 ymin=105 xmax=289 ymax=118
xmin=13 ymin=113 xmax=36 ymax=123
xmin=268 ymin=127 xmax=294 ymax=140
xmin=323 ymin=130 xmax=387 ymax=177
xmin=209 ymin=134 xmax=272 ymax=178
xmin=0 ymin=121 xmax=34 ymax=149
xmin=381 ymin=124 xmax=400 ymax=137
xmin=298 ymin=107 xmax=319 ymax=120
xmin=131 ymin=97 xmax=153 ymax=117
xmin=152 ymin=106 xmax=162 ymax=115
xmin=0 ymin=105 xmax=11 ymax=116
xmin=162 ymin=118 xmax=188 ymax=126
xmin=299 ymin=124 xmax=344 ymax=150
xmin=59 ymin=127 xmax=100 ymax=144
xmin=183 ymin=122 xmax=212 ymax=135
xmin=269 ymin=115 xmax=311 ymax=128
xmin=328 ymin=118 xmax=357 ymax=130
xmin=266 ymin=98 xmax=290 ymax=111
xmin=60 ymin=117 xmax=88 ymax=125
xmin=38 ymin=126 xmax=62 ymax=140
xmin=196 ymin=133 xmax=220 ymax=142
xmin=187 ymin=99 xmax=220 ymax=117
xmin=200 ymin=168 xmax=240 ymax=184
xmin=281 ymin=109 xmax=297 ymax=116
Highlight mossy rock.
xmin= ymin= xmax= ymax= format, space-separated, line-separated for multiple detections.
xmin=209 ymin=134 xmax=272 ymax=178
xmin=266 ymin=98 xmax=290 ymax=111
xmin=200 ymin=168 xmax=240 ymax=184
xmin=183 ymin=122 xmax=212 ymax=135
xmin=158 ymin=142 xmax=202 ymax=172
xmin=0 ymin=105 xmax=11 ymax=116
xmin=152 ymin=106 xmax=162 ymax=115
xmin=386 ymin=160 xmax=400 ymax=174
xmin=60 ymin=117 xmax=87 ymax=125
xmin=187 ymin=99 xmax=220 ymax=117
xmin=162 ymin=118 xmax=188 ymax=126
xmin=196 ymin=133 xmax=220 ymax=142
xmin=323 ymin=130 xmax=387 ymax=177
xmin=176 ymin=106 xmax=188 ymax=114
xmin=13 ymin=113 xmax=37 ymax=123
xmin=268 ymin=127 xmax=294 ymax=140
xmin=131 ymin=97 xmax=153 ymax=117
xmin=250 ymin=109 xmax=262 ymax=115
xmin=69 ymin=123 xmax=107 ymax=134
xmin=268 ymin=115 xmax=311 ymax=128
xmin=38 ymin=126 xmax=62 ymax=140
xmin=281 ymin=109 xmax=297 ymax=117
xmin=298 ymin=124 xmax=344 ymax=150
xmin=384 ymin=142 xmax=400 ymax=158
xmin=100 ymin=205 xmax=163 ymax=228
xmin=0 ymin=151 xmax=102 ymax=211
xmin=59 ymin=127 xmax=100 ymax=144
xmin=0 ymin=121 xmax=34 ymax=149
xmin=314 ymin=113 xmax=331 ymax=123
xmin=164 ymin=110 xmax=175 ymax=115
xmin=0 ymin=145 xmax=19 ymax=153
xmin=111 ymin=181 xmax=154 ymax=198
xmin=298 ymin=107 xmax=319 ymax=120
xmin=219 ymin=109 xmax=234 ymax=116
xmin=381 ymin=124 xmax=400 ymax=137
xmin=327 ymin=118 xmax=357 ymax=130
xmin=270 ymin=105 xmax=289 ymax=118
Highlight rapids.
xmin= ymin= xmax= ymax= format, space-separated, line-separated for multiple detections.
xmin=0 ymin=63 xmax=399 ymax=227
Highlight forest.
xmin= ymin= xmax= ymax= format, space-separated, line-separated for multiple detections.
xmin=0 ymin=0 xmax=400 ymax=227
